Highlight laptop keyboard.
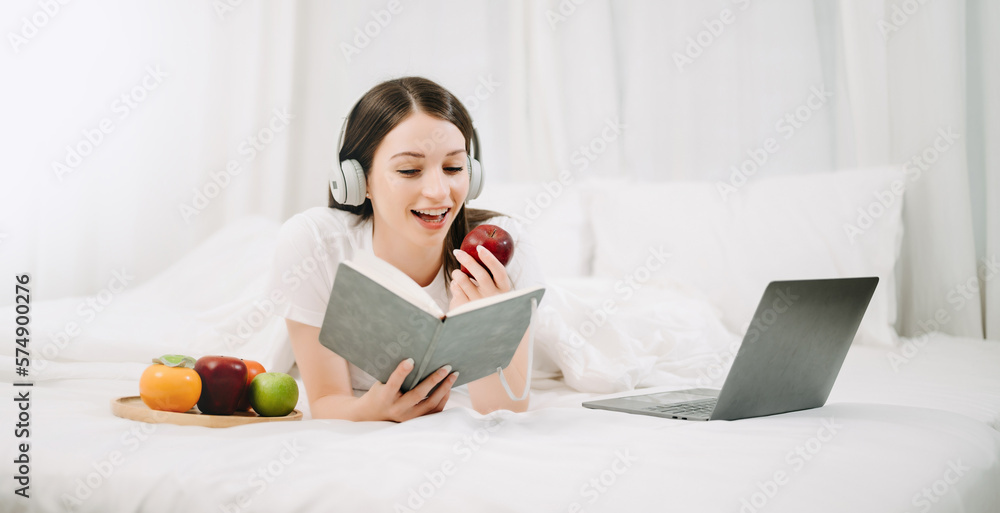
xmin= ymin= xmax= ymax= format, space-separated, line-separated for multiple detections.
xmin=643 ymin=398 xmax=717 ymax=417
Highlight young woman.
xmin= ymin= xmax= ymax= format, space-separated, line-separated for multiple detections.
xmin=270 ymin=77 xmax=545 ymax=422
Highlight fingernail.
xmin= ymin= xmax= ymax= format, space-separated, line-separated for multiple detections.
xmin=452 ymin=249 xmax=461 ymax=257
xmin=476 ymin=245 xmax=485 ymax=252
xmin=404 ymin=358 xmax=414 ymax=369
xmin=441 ymin=365 xmax=452 ymax=374
xmin=450 ymin=372 xmax=459 ymax=381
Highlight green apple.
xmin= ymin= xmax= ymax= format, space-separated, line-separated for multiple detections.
xmin=248 ymin=372 xmax=299 ymax=417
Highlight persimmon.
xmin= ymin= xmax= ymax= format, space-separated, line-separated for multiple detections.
xmin=139 ymin=354 xmax=202 ymax=413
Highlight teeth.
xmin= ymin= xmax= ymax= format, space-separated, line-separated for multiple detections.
xmin=413 ymin=208 xmax=449 ymax=216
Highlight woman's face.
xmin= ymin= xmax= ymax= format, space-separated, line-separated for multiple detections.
xmin=367 ymin=111 xmax=470 ymax=251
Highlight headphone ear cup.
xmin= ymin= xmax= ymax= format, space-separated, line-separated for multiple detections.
xmin=466 ymin=156 xmax=484 ymax=203
xmin=333 ymin=159 xmax=366 ymax=206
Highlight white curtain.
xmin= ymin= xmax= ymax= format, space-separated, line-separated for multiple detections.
xmin=833 ymin=0 xmax=981 ymax=339
xmin=519 ymin=0 xmax=996 ymax=340
xmin=2 ymin=1 xmax=298 ymax=297
xmin=970 ymin=0 xmax=1000 ymax=340
xmin=2 ymin=0 xmax=995 ymax=339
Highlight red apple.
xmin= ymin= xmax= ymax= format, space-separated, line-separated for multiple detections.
xmin=460 ymin=224 xmax=514 ymax=279
xmin=237 ymin=359 xmax=267 ymax=411
xmin=194 ymin=356 xmax=248 ymax=415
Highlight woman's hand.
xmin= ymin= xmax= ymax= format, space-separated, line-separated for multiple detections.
xmin=449 ymin=245 xmax=513 ymax=311
xmin=357 ymin=358 xmax=458 ymax=422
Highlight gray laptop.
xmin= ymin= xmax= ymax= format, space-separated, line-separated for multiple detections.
xmin=582 ymin=277 xmax=879 ymax=421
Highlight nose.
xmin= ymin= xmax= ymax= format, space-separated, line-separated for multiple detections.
xmin=421 ymin=168 xmax=449 ymax=201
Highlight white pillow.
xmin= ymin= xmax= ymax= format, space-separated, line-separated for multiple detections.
xmin=468 ymin=181 xmax=593 ymax=279
xmin=584 ymin=168 xmax=907 ymax=347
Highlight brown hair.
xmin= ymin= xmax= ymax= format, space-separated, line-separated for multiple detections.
xmin=330 ymin=76 xmax=504 ymax=287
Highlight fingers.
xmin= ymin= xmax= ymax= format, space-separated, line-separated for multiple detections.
xmin=452 ymin=247 xmax=512 ymax=294
xmin=370 ymin=360 xmax=456 ymax=422
xmin=403 ymin=364 xmax=454 ymax=407
xmin=452 ymin=249 xmax=493 ymax=289
xmin=473 ymin=246 xmax=512 ymax=292
xmin=383 ymin=358 xmax=414 ymax=395
xmin=450 ymin=269 xmax=477 ymax=301
xmin=427 ymin=376 xmax=455 ymax=414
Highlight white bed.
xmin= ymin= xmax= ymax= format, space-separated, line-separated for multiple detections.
xmin=2 ymin=337 xmax=1000 ymax=513
xmin=3 ymin=169 xmax=999 ymax=512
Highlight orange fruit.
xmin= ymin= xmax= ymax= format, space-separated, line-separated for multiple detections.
xmin=139 ymin=356 xmax=202 ymax=413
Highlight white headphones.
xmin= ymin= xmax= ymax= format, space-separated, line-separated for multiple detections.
xmin=330 ymin=103 xmax=485 ymax=207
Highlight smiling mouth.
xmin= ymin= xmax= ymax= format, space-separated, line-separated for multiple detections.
xmin=411 ymin=208 xmax=450 ymax=224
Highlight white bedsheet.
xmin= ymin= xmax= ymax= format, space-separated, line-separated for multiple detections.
xmin=2 ymin=332 xmax=1000 ymax=513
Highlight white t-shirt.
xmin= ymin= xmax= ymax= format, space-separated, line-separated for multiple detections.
xmin=269 ymin=206 xmax=547 ymax=393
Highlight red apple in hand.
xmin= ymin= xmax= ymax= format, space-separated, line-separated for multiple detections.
xmin=460 ymin=224 xmax=514 ymax=279
xmin=194 ymin=356 xmax=248 ymax=415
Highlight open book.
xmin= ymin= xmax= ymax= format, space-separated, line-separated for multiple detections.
xmin=318 ymin=251 xmax=545 ymax=393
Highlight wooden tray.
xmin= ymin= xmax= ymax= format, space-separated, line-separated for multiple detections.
xmin=111 ymin=396 xmax=302 ymax=428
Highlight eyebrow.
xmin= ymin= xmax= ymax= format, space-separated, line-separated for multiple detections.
xmin=390 ymin=149 xmax=466 ymax=160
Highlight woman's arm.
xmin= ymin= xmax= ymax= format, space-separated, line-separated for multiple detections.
xmin=466 ymin=326 xmax=531 ymax=414
xmin=284 ymin=319 xmax=367 ymax=421
xmin=450 ymin=244 xmax=534 ymax=414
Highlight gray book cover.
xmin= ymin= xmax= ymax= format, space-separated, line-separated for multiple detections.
xmin=318 ymin=261 xmax=545 ymax=392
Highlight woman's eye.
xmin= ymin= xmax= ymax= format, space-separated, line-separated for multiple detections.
xmin=397 ymin=169 xmax=419 ymax=176
xmin=445 ymin=167 xmax=464 ymax=174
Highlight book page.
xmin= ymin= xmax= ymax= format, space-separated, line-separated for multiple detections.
xmin=346 ymin=252 xmax=444 ymax=318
